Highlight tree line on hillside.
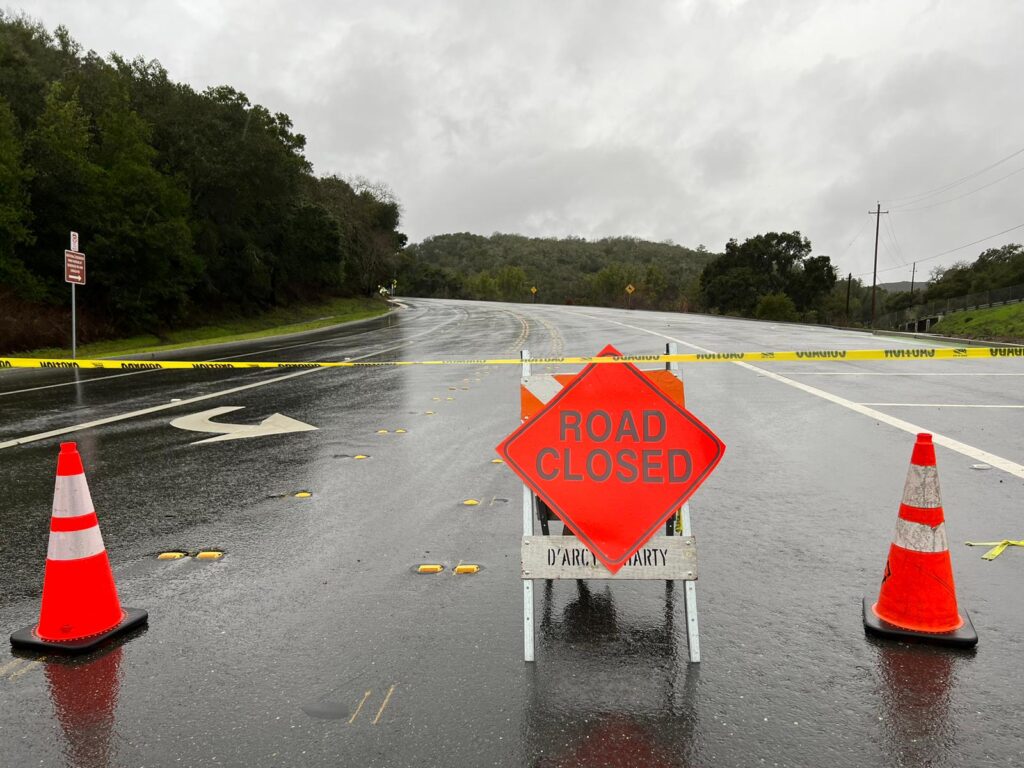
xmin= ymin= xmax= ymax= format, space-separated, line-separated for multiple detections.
xmin=924 ymin=244 xmax=1024 ymax=300
xmin=846 ymin=243 xmax=1024 ymax=321
xmin=0 ymin=14 xmax=404 ymax=351
xmin=398 ymin=233 xmax=716 ymax=310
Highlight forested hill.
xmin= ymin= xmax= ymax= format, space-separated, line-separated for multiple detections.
xmin=398 ymin=233 xmax=717 ymax=310
xmin=0 ymin=14 xmax=404 ymax=351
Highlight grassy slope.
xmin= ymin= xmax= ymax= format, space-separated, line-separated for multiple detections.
xmin=930 ymin=302 xmax=1024 ymax=342
xmin=10 ymin=297 xmax=389 ymax=358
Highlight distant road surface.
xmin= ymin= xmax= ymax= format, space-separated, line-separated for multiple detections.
xmin=2 ymin=299 xmax=1022 ymax=767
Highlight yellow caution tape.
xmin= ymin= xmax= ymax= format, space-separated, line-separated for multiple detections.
xmin=1 ymin=347 xmax=1021 ymax=370
xmin=965 ymin=540 xmax=1024 ymax=560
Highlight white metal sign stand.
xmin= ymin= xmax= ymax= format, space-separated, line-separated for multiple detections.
xmin=519 ymin=343 xmax=701 ymax=663
xmin=522 ymin=350 xmax=536 ymax=662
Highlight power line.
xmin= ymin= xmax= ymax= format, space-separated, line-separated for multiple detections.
xmin=883 ymin=144 xmax=1024 ymax=205
xmin=891 ymin=164 xmax=1024 ymax=212
xmin=883 ymin=215 xmax=906 ymax=264
xmin=835 ymin=218 xmax=871 ymax=259
xmin=855 ymin=221 xmax=1024 ymax=278
xmin=887 ymin=214 xmax=906 ymax=262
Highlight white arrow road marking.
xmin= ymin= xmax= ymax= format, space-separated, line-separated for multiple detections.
xmin=170 ymin=406 xmax=317 ymax=444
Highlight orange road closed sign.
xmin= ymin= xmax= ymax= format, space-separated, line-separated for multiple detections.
xmin=496 ymin=344 xmax=725 ymax=573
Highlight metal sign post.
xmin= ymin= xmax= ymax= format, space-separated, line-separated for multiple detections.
xmin=64 ymin=232 xmax=85 ymax=359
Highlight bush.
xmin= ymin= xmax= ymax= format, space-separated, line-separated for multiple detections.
xmin=755 ymin=292 xmax=798 ymax=321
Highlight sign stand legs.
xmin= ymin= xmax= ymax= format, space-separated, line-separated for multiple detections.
xmin=521 ymin=350 xmax=536 ymax=663
xmin=681 ymin=502 xmax=700 ymax=662
xmin=667 ymin=342 xmax=701 ymax=663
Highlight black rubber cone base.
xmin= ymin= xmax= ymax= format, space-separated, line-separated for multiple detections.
xmin=863 ymin=597 xmax=977 ymax=648
xmin=10 ymin=608 xmax=148 ymax=655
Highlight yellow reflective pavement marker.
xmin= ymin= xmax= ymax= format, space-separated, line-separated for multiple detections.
xmin=157 ymin=551 xmax=189 ymax=560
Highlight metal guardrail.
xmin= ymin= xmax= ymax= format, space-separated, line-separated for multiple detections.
xmin=878 ymin=282 xmax=1024 ymax=331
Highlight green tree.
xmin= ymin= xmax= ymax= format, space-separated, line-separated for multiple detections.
xmin=699 ymin=232 xmax=835 ymax=317
xmin=496 ymin=264 xmax=527 ymax=301
xmin=87 ymin=86 xmax=198 ymax=329
xmin=22 ymin=81 xmax=100 ymax=300
xmin=0 ymin=95 xmax=38 ymax=296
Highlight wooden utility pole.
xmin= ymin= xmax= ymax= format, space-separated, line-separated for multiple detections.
xmin=845 ymin=272 xmax=852 ymax=324
xmin=869 ymin=202 xmax=889 ymax=327
xmin=910 ymin=262 xmax=916 ymax=302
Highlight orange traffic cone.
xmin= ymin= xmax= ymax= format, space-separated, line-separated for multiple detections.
xmin=10 ymin=442 xmax=147 ymax=653
xmin=863 ymin=433 xmax=977 ymax=647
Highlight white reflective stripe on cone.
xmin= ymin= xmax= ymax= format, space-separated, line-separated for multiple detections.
xmin=47 ymin=526 xmax=106 ymax=560
xmin=522 ymin=375 xmax=564 ymax=405
xmin=901 ymin=464 xmax=942 ymax=508
xmin=51 ymin=473 xmax=95 ymax=518
xmin=893 ymin=518 xmax=948 ymax=553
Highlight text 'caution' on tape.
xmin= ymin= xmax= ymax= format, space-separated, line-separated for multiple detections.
xmin=1 ymin=347 xmax=1022 ymax=371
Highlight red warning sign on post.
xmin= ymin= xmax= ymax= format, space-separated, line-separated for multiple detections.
xmin=497 ymin=345 xmax=725 ymax=573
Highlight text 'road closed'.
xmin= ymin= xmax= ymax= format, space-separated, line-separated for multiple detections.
xmin=535 ymin=409 xmax=692 ymax=484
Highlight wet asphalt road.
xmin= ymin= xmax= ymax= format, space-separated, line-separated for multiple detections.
xmin=1 ymin=298 xmax=1022 ymax=767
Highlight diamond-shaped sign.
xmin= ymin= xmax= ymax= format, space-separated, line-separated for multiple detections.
xmin=497 ymin=345 xmax=725 ymax=573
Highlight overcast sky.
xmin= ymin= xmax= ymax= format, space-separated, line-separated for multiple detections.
xmin=16 ymin=0 xmax=1024 ymax=283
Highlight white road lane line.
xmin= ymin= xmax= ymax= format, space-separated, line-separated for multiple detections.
xmin=597 ymin=316 xmax=1024 ymax=480
xmin=859 ymin=403 xmax=1024 ymax=408
xmin=771 ymin=372 xmax=1024 ymax=377
xmin=0 ymin=315 xmax=458 ymax=450
xmin=0 ymin=368 xmax=158 ymax=397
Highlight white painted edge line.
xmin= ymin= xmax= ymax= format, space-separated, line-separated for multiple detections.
xmin=859 ymin=403 xmax=1024 ymax=408
xmin=598 ymin=315 xmax=1024 ymax=481
xmin=772 ymin=372 xmax=1024 ymax=377
xmin=0 ymin=314 xmax=458 ymax=450
xmin=0 ymin=307 xmax=421 ymax=398
xmin=0 ymin=369 xmax=321 ymax=450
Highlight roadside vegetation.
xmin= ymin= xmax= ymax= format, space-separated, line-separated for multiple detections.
xmin=0 ymin=14 xmax=404 ymax=354
xmin=18 ymin=296 xmax=389 ymax=359
xmin=931 ymin=302 xmax=1024 ymax=343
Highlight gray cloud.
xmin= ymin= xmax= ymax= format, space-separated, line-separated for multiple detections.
xmin=18 ymin=0 xmax=1024 ymax=281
